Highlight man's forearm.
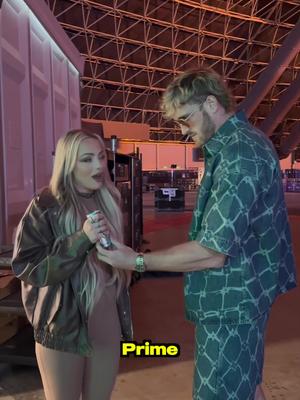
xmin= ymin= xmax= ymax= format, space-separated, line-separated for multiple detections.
xmin=143 ymin=241 xmax=226 ymax=272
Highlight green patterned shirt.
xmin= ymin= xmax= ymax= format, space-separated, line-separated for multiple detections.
xmin=185 ymin=112 xmax=297 ymax=324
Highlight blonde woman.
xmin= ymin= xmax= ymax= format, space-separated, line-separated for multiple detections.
xmin=12 ymin=129 xmax=132 ymax=400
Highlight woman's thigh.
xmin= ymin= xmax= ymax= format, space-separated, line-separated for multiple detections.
xmin=35 ymin=342 xmax=84 ymax=400
xmin=82 ymin=285 xmax=121 ymax=400
xmin=82 ymin=340 xmax=120 ymax=400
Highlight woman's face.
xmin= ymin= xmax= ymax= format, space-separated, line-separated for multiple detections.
xmin=73 ymin=138 xmax=107 ymax=193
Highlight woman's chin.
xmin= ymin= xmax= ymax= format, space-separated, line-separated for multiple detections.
xmin=93 ymin=181 xmax=103 ymax=190
xmin=79 ymin=182 xmax=102 ymax=193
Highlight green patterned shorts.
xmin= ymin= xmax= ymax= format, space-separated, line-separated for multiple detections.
xmin=193 ymin=312 xmax=269 ymax=400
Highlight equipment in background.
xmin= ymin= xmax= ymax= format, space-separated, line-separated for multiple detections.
xmin=143 ymin=169 xmax=198 ymax=192
xmin=152 ymin=164 xmax=186 ymax=211
xmin=155 ymin=188 xmax=185 ymax=211
xmin=283 ymin=169 xmax=300 ymax=193
xmin=107 ymin=143 xmax=143 ymax=252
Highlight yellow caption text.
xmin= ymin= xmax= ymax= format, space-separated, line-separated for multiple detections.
xmin=121 ymin=340 xmax=180 ymax=357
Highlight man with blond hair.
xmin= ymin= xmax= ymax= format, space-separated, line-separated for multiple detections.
xmin=97 ymin=67 xmax=297 ymax=400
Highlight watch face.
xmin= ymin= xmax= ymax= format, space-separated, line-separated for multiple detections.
xmin=135 ymin=254 xmax=145 ymax=272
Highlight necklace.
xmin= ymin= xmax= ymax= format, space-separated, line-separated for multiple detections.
xmin=77 ymin=191 xmax=96 ymax=199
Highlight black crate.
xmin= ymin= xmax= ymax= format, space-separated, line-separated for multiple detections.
xmin=155 ymin=188 xmax=185 ymax=211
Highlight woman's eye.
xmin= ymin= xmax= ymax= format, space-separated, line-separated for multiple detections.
xmin=81 ymin=158 xmax=91 ymax=162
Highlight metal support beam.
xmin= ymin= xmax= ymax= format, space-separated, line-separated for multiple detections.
xmin=260 ymin=72 xmax=300 ymax=136
xmin=238 ymin=18 xmax=300 ymax=117
xmin=47 ymin=0 xmax=300 ymax=140
xmin=279 ymin=123 xmax=300 ymax=158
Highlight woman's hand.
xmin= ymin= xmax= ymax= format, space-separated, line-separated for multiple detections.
xmin=83 ymin=212 xmax=110 ymax=244
xmin=96 ymin=239 xmax=137 ymax=270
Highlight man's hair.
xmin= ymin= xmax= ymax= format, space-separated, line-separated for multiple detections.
xmin=161 ymin=66 xmax=236 ymax=119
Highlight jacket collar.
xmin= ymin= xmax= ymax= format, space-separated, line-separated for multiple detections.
xmin=37 ymin=187 xmax=59 ymax=209
xmin=203 ymin=111 xmax=247 ymax=157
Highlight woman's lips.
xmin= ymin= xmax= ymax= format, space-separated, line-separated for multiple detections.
xmin=92 ymin=174 xmax=102 ymax=182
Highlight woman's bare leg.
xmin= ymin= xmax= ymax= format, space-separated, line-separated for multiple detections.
xmin=35 ymin=342 xmax=84 ymax=400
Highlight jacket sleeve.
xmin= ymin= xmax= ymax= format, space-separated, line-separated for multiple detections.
xmin=11 ymin=197 xmax=93 ymax=287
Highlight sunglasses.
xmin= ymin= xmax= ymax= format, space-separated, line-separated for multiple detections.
xmin=174 ymin=98 xmax=207 ymax=128
xmin=174 ymin=109 xmax=199 ymax=127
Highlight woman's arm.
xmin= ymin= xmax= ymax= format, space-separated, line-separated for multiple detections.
xmin=12 ymin=197 xmax=93 ymax=287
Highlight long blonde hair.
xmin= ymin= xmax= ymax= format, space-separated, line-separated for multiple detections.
xmin=49 ymin=129 xmax=129 ymax=312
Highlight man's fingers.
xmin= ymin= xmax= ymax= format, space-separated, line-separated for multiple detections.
xmin=96 ymin=242 xmax=109 ymax=255
xmin=110 ymin=237 xmax=122 ymax=248
xmin=96 ymin=252 xmax=110 ymax=263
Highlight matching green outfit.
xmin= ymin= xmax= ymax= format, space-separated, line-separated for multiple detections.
xmin=185 ymin=112 xmax=297 ymax=399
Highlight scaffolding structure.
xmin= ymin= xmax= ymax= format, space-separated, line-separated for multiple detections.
xmin=45 ymin=0 xmax=300 ymax=141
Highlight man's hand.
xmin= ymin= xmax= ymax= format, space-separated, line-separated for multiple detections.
xmin=96 ymin=239 xmax=137 ymax=270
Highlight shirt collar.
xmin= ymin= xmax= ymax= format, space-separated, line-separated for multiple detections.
xmin=203 ymin=111 xmax=248 ymax=157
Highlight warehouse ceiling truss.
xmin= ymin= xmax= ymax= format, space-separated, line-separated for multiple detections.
xmin=45 ymin=0 xmax=300 ymax=142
